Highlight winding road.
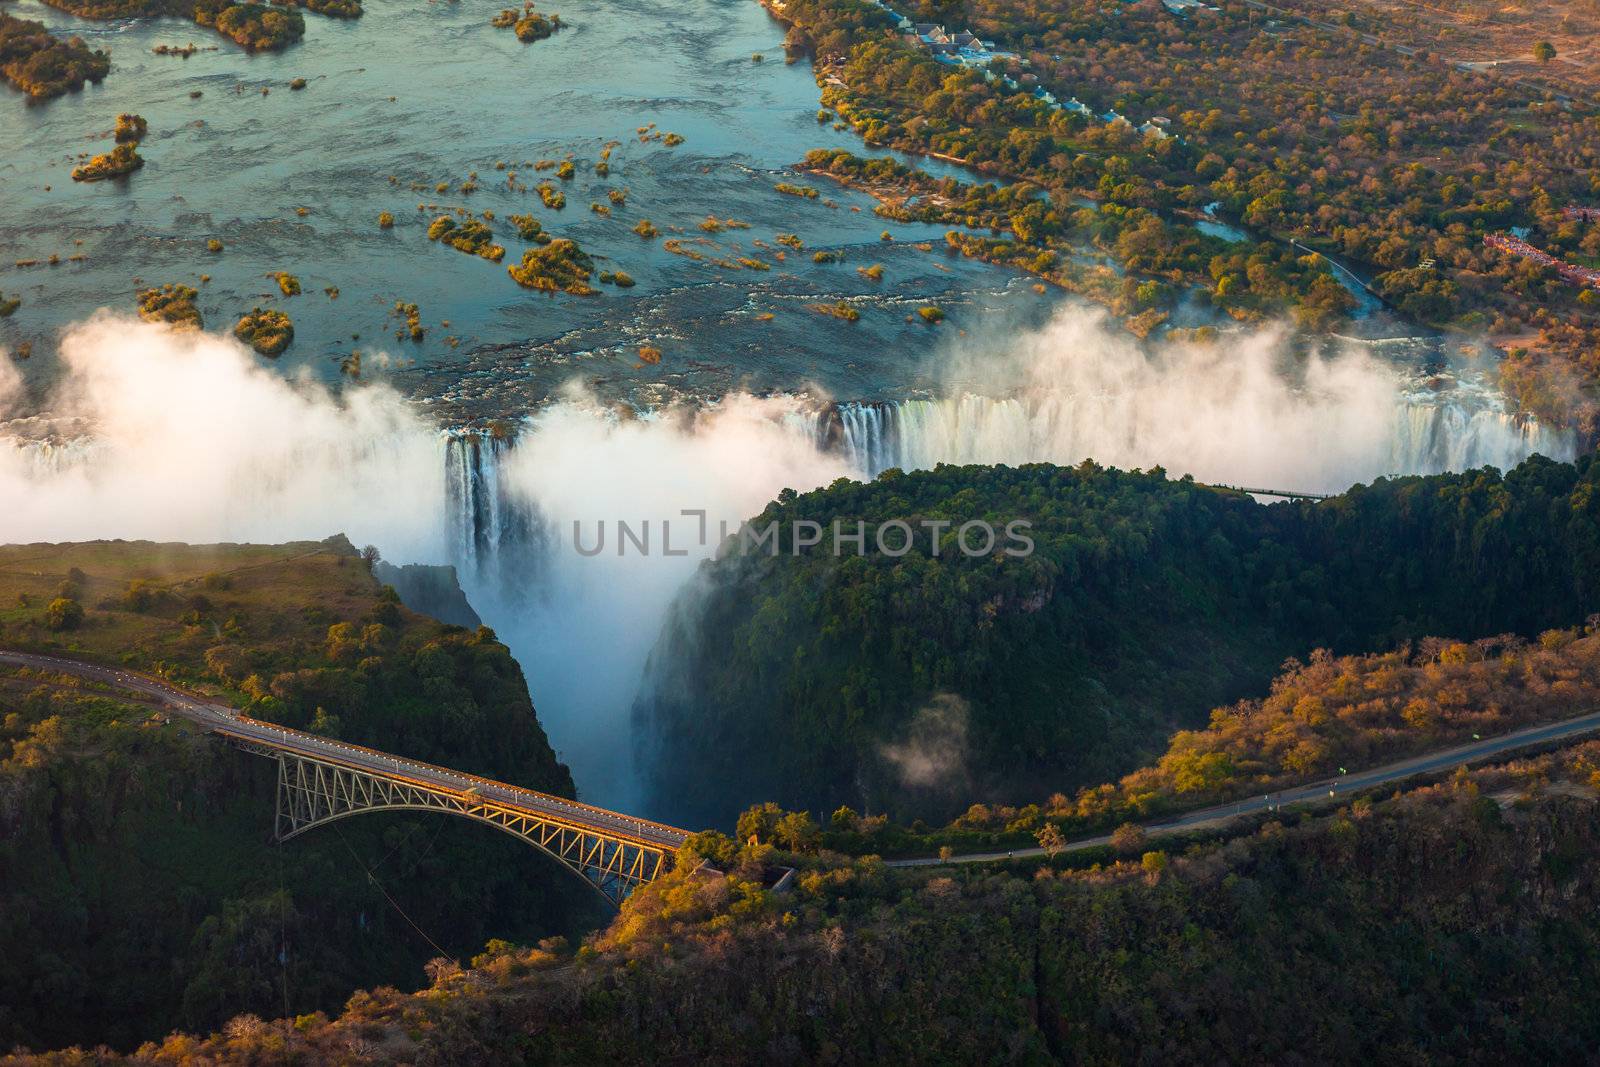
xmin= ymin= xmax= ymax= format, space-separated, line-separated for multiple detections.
xmin=887 ymin=707 xmax=1600 ymax=867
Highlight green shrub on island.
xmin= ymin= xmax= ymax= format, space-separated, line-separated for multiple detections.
xmin=206 ymin=238 xmax=223 ymax=252
xmin=393 ymin=300 xmax=423 ymax=340
xmin=274 ymin=272 xmax=301 ymax=296
xmin=918 ymin=304 xmax=944 ymax=322
xmin=113 ymin=113 xmax=147 ymax=143
xmin=608 ymin=187 xmax=626 ymax=205
xmin=71 ymin=142 xmax=142 ymax=182
xmin=556 ymin=160 xmax=574 ymax=180
xmin=662 ymin=131 xmax=684 ymax=146
xmin=233 ymin=307 xmax=293 ymax=355
xmin=537 ymin=181 xmax=565 ymax=210
xmin=288 ymin=75 xmax=305 ymax=89
xmin=775 ymin=182 xmax=819 ymax=199
xmin=633 ymin=218 xmax=658 ymax=238
xmin=812 ymin=300 xmax=859 ymax=321
xmin=597 ymin=269 xmax=635 ymax=287
xmin=0 ymin=293 xmax=18 ymax=317
xmin=514 ymin=11 xmax=558 ymax=40
xmin=775 ymin=232 xmax=803 ymax=249
xmin=509 ymin=214 xmax=551 ymax=243
xmin=493 ymin=4 xmax=560 ymax=41
xmin=377 ymin=211 xmax=394 ymax=228
xmin=274 ymin=0 xmax=361 ymax=17
xmin=858 ymin=263 xmax=884 ymax=281
xmin=192 ymin=0 xmax=304 ymax=51
xmin=0 ymin=13 xmax=110 ymax=99
xmin=812 ymin=249 xmax=842 ymax=264
xmin=136 ymin=284 xmax=202 ymax=329
xmin=426 ymin=215 xmax=505 ymax=262
xmin=507 ymin=238 xmax=595 ymax=295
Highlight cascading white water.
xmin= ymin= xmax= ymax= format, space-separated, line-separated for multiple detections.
xmin=821 ymin=391 xmax=1569 ymax=489
xmin=0 ymin=311 xmax=1579 ymax=810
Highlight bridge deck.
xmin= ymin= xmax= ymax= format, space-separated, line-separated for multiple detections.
xmin=213 ymin=718 xmax=688 ymax=849
xmin=0 ymin=648 xmax=689 ymax=850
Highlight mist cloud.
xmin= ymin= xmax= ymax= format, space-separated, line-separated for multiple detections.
xmin=878 ymin=693 xmax=971 ymax=791
xmin=0 ymin=307 xmax=1569 ymax=811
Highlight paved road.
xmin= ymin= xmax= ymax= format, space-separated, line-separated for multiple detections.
xmin=0 ymin=648 xmax=688 ymax=850
xmin=887 ymin=707 xmax=1600 ymax=867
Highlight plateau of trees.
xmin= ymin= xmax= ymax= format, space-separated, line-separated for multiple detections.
xmin=776 ymin=0 xmax=1600 ymax=430
xmin=41 ymin=748 xmax=1600 ymax=1064
xmin=636 ymin=455 xmax=1600 ymax=827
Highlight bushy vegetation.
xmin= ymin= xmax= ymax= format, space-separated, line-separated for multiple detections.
xmin=507 ymin=237 xmax=595 ymax=294
xmin=0 ymin=540 xmax=588 ymax=1053
xmin=274 ymin=0 xmax=361 ymax=18
xmin=637 ymin=456 xmax=1600 ymax=826
xmin=233 ymin=307 xmax=293 ymax=355
xmin=816 ymin=621 xmax=1600 ymax=857
xmin=192 ymin=0 xmax=303 ymax=49
xmin=774 ymin=0 xmax=1600 ymax=429
xmin=112 ymin=113 xmax=146 ymax=142
xmin=136 ymin=283 xmax=201 ymax=329
xmin=492 ymin=2 xmax=560 ymax=41
xmin=427 ymin=215 xmax=505 ymax=262
xmin=0 ymin=14 xmax=110 ymax=99
xmin=44 ymin=748 xmax=1600 ymax=1064
xmin=71 ymin=142 xmax=142 ymax=182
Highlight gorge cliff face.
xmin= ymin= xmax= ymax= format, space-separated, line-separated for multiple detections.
xmin=633 ymin=456 xmax=1600 ymax=828
xmin=0 ymin=539 xmax=594 ymax=1053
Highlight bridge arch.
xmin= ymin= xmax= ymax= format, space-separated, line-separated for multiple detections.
xmin=269 ymin=749 xmax=672 ymax=907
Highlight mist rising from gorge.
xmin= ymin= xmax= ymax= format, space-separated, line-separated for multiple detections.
xmin=0 ymin=308 xmax=1569 ymax=809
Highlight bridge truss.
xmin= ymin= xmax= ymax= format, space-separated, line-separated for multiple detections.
xmin=253 ymin=745 xmax=671 ymax=907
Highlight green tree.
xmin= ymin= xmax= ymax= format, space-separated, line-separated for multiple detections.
xmin=1140 ymin=850 xmax=1169 ymax=879
xmin=775 ymin=811 xmax=820 ymax=852
xmin=736 ymin=802 xmax=784 ymax=846
xmin=45 ymin=597 xmax=84 ymax=631
xmin=307 ymin=707 xmax=342 ymax=738
xmin=1111 ymin=822 xmax=1146 ymax=856
xmin=1533 ymin=41 xmax=1556 ymax=64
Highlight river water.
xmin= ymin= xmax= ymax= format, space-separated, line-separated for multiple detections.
xmin=0 ymin=0 xmax=1060 ymax=414
xmin=0 ymin=0 xmax=1578 ymax=810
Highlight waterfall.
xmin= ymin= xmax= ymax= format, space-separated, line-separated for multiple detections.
xmin=0 ymin=306 xmax=1579 ymax=811
xmin=810 ymin=392 xmax=1572 ymax=492
xmin=443 ymin=431 xmax=544 ymax=593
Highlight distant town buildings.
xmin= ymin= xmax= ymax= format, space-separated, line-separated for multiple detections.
xmin=903 ymin=20 xmax=1017 ymax=66
xmin=1485 ymin=232 xmax=1600 ymax=289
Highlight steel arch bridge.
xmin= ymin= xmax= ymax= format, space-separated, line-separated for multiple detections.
xmin=0 ymin=648 xmax=691 ymax=907
xmin=219 ymin=727 xmax=689 ymax=908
